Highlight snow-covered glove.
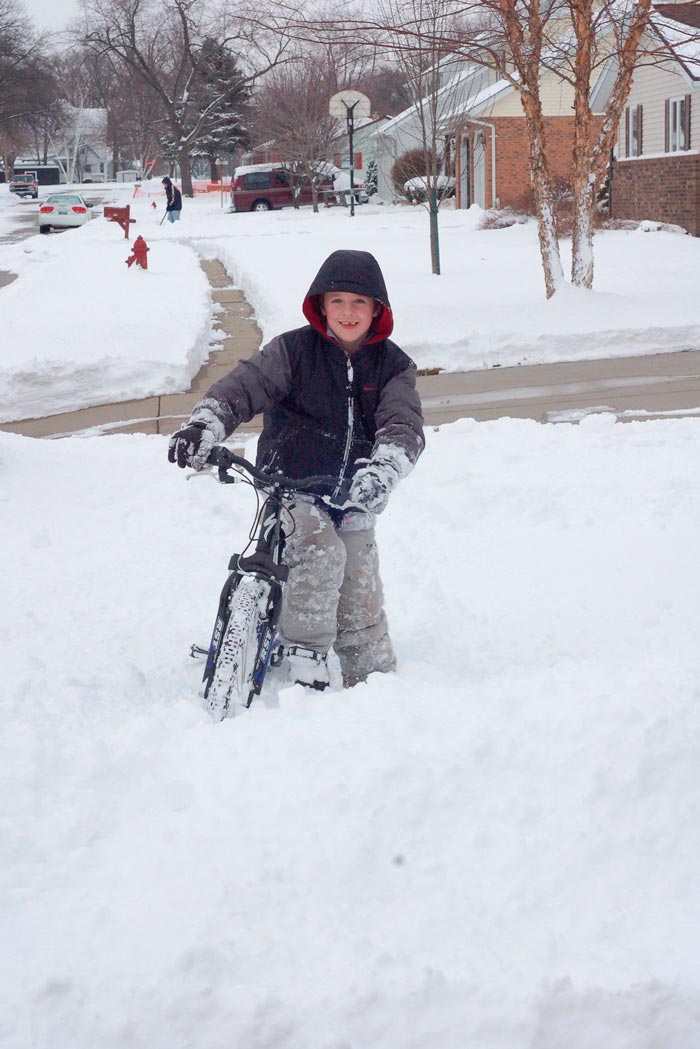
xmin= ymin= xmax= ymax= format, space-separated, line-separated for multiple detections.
xmin=168 ymin=421 xmax=218 ymax=470
xmin=349 ymin=459 xmax=401 ymax=514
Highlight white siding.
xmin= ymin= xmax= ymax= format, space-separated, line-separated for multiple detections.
xmin=475 ymin=71 xmax=575 ymax=118
xmin=616 ymin=56 xmax=699 ymax=155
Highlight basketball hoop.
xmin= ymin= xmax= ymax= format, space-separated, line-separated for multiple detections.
xmin=329 ymin=90 xmax=371 ymax=119
xmin=329 ymin=91 xmax=371 ymax=218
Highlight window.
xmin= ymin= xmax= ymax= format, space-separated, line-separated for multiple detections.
xmin=625 ymin=105 xmax=643 ymax=157
xmin=666 ymin=95 xmax=691 ymax=152
xmin=244 ymin=172 xmax=272 ymax=189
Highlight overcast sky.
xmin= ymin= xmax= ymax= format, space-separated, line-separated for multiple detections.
xmin=25 ymin=0 xmax=81 ymax=32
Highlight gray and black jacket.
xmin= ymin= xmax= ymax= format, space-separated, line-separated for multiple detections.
xmin=190 ymin=250 xmax=424 ymax=500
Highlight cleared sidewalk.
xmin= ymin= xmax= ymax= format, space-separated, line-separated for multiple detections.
xmin=2 ymin=259 xmax=700 ymax=438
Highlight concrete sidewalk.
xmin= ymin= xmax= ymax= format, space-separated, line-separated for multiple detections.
xmin=0 ymin=260 xmax=262 ymax=438
xmin=2 ymin=258 xmax=700 ymax=439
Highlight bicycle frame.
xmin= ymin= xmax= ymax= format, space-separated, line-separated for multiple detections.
xmin=199 ymin=447 xmax=353 ymax=718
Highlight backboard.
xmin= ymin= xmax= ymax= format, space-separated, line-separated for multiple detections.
xmin=329 ymin=90 xmax=371 ymax=118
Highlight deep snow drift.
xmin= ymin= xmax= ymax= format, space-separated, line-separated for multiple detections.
xmin=2 ymin=416 xmax=699 ymax=1048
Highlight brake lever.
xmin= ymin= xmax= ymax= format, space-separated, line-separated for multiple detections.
xmin=185 ymin=467 xmax=218 ymax=482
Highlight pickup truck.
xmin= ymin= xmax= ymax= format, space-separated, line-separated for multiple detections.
xmin=9 ymin=173 xmax=39 ymax=199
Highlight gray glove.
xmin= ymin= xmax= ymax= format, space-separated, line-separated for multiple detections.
xmin=349 ymin=458 xmax=401 ymax=514
xmin=168 ymin=421 xmax=218 ymax=470
xmin=168 ymin=399 xmax=229 ymax=470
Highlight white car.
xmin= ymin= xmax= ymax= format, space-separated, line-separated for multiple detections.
xmin=38 ymin=193 xmax=92 ymax=234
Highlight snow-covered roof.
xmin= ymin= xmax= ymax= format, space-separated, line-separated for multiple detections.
xmin=440 ymin=76 xmax=515 ymax=126
xmin=376 ymin=63 xmax=485 ymax=135
xmin=328 ymin=115 xmax=391 ymax=146
xmin=651 ymin=10 xmax=700 ymax=80
xmin=61 ymin=104 xmax=108 ymax=131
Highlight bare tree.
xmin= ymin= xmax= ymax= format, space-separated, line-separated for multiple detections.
xmin=356 ymin=63 xmax=411 ymax=115
xmin=82 ymin=0 xmax=290 ymax=195
xmin=375 ymin=0 xmax=472 ymax=275
xmin=253 ymin=59 xmax=340 ymax=212
xmin=0 ymin=0 xmax=51 ymax=135
xmin=266 ymin=0 xmax=671 ymax=297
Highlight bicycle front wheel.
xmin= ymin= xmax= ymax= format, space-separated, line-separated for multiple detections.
xmin=205 ymin=574 xmax=271 ymax=719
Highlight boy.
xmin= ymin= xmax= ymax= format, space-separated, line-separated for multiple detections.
xmin=168 ymin=250 xmax=424 ymax=689
xmin=161 ymin=176 xmax=182 ymax=222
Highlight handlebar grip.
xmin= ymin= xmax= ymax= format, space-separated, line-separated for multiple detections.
xmin=205 ymin=446 xmax=365 ymax=507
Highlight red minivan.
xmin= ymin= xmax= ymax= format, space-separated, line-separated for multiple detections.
xmin=230 ymin=165 xmax=334 ymax=212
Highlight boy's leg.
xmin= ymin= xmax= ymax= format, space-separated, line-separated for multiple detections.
xmin=334 ymin=512 xmax=397 ymax=686
xmin=278 ymin=500 xmax=345 ymax=654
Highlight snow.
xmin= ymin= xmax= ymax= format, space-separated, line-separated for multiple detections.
xmin=2 ymin=174 xmax=700 ymax=1046
xmin=0 ymin=184 xmax=211 ymax=422
xmin=3 ymin=181 xmax=700 ymax=422
xmin=2 ymin=416 xmax=700 ymax=1047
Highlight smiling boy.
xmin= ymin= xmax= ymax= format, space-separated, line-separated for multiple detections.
xmin=168 ymin=249 xmax=424 ymax=689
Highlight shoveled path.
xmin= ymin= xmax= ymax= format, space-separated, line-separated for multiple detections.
xmin=2 ymin=258 xmax=700 ymax=439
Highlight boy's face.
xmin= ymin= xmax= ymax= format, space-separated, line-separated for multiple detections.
xmin=321 ymin=292 xmax=380 ymax=354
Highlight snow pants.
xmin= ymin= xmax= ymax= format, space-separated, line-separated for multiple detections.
xmin=278 ymin=500 xmax=397 ymax=686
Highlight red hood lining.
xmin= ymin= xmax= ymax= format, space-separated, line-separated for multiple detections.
xmin=302 ymin=294 xmax=394 ymax=346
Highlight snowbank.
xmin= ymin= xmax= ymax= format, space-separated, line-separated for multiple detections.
xmin=2 ymin=187 xmax=700 ymax=421
xmin=2 ymin=417 xmax=699 ymax=1048
xmin=0 ymin=187 xmax=212 ymax=422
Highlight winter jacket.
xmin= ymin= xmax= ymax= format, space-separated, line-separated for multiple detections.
xmin=190 ymin=250 xmax=424 ymax=500
xmin=163 ymin=179 xmax=182 ymax=211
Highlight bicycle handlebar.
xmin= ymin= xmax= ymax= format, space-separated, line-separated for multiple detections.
xmin=206 ymin=446 xmax=354 ymax=504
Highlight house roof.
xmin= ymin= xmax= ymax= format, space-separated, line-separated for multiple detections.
xmin=328 ymin=114 xmax=391 ymax=146
xmin=654 ymin=3 xmax=700 ymax=29
xmin=441 ymin=76 xmax=515 ymax=127
xmin=376 ymin=62 xmax=486 ymax=135
xmin=651 ymin=5 xmax=700 ymax=79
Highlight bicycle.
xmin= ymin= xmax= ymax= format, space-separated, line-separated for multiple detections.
xmin=191 ymin=446 xmax=353 ymax=720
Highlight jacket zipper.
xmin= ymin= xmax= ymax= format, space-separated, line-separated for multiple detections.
xmin=333 ymin=359 xmax=354 ymax=500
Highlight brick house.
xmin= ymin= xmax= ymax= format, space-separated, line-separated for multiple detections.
xmin=610 ymin=3 xmax=700 ymax=234
xmin=448 ymin=72 xmax=591 ymax=210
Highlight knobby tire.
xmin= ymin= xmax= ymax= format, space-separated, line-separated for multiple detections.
xmin=206 ymin=574 xmax=270 ymax=719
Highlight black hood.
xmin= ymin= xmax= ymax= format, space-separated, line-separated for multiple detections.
xmin=302 ymin=249 xmax=394 ymax=342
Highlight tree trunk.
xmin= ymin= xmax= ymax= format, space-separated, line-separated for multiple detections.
xmin=209 ymin=155 xmax=218 ymax=181
xmin=429 ymin=186 xmax=441 ymax=275
xmin=569 ymin=0 xmax=653 ymax=288
xmin=571 ymin=176 xmax=595 ymax=288
xmin=520 ymin=92 xmax=564 ymax=298
xmin=179 ymin=147 xmax=193 ymax=197
xmin=570 ymin=0 xmax=595 ymax=288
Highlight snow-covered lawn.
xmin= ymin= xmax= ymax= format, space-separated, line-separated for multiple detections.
xmin=2 ymin=181 xmax=700 ymax=422
xmin=2 ymin=417 xmax=700 ymax=1048
xmin=0 ymin=183 xmax=211 ymax=423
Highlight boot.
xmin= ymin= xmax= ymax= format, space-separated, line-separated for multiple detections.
xmin=337 ymin=633 xmax=397 ymax=688
xmin=284 ymin=645 xmax=330 ymax=691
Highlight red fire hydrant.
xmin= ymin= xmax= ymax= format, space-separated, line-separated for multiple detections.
xmin=126 ymin=235 xmax=149 ymax=270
